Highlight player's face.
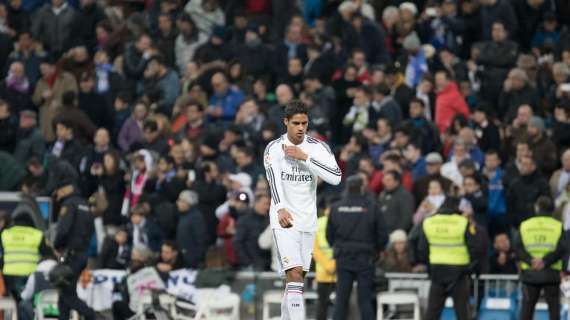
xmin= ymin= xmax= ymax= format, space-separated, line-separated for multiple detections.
xmin=284 ymin=113 xmax=309 ymax=141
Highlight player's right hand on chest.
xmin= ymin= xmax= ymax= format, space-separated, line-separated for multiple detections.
xmin=277 ymin=209 xmax=294 ymax=228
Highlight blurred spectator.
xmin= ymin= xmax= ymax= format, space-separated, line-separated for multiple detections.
xmin=476 ymin=21 xmax=518 ymax=106
xmin=78 ymin=72 xmax=114 ymax=130
xmin=413 ymin=152 xmax=452 ymax=204
xmin=140 ymin=55 xmax=180 ymax=115
xmin=483 ymin=150 xmax=507 ymax=237
xmin=413 ymin=179 xmax=447 ymax=224
xmin=184 ymin=0 xmax=225 ymax=35
xmin=31 ymin=0 xmax=76 ymax=56
xmin=480 ymin=0 xmax=518 ymax=41
xmin=118 ymin=101 xmax=148 ymax=152
xmin=489 ymin=233 xmax=517 ymax=274
xmin=404 ymin=142 xmax=427 ymax=181
xmin=498 ymin=68 xmax=540 ymax=123
xmin=379 ymin=170 xmax=415 ymax=233
xmin=33 ymin=56 xmax=78 ymax=142
xmin=505 ymin=155 xmax=550 ymax=228
xmin=156 ymin=240 xmax=183 ymax=274
xmin=207 ymin=72 xmax=245 ymax=123
xmin=527 ymin=116 xmax=557 ymax=177
xmin=234 ymin=194 xmax=270 ymax=270
xmin=176 ymin=190 xmax=207 ymax=268
xmin=371 ymin=84 xmax=402 ymax=126
xmin=434 ymin=69 xmax=470 ymax=134
xmin=127 ymin=203 xmax=163 ymax=252
xmin=96 ymin=228 xmax=131 ymax=269
xmin=461 ymin=175 xmax=488 ymax=228
xmin=379 ymin=229 xmax=413 ymax=272
xmin=0 ymin=100 xmax=18 ymax=154
xmin=14 ymin=110 xmax=45 ymax=164
xmin=1 ymin=61 xmax=34 ymax=113
xmin=472 ymin=105 xmax=501 ymax=153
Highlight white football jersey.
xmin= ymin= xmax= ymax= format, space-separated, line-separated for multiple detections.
xmin=264 ymin=134 xmax=341 ymax=232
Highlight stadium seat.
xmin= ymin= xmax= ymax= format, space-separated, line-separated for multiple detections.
xmin=35 ymin=289 xmax=79 ymax=320
xmin=478 ymin=297 xmax=517 ymax=320
xmin=376 ymin=292 xmax=420 ymax=320
xmin=200 ymin=292 xmax=240 ymax=320
xmin=263 ymin=290 xmax=284 ymax=320
xmin=0 ymin=297 xmax=17 ymax=320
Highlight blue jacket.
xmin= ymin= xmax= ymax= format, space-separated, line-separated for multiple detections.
xmin=487 ymin=168 xmax=506 ymax=216
xmin=208 ymin=87 xmax=245 ymax=121
xmin=411 ymin=157 xmax=428 ymax=181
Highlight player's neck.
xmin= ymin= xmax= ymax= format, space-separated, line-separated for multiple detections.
xmin=286 ymin=133 xmax=304 ymax=145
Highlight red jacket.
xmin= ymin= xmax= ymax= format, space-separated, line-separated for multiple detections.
xmin=435 ymin=82 xmax=470 ymax=134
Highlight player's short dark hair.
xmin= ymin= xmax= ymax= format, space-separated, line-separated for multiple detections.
xmin=284 ymin=100 xmax=309 ymax=120
xmin=535 ymin=196 xmax=554 ymax=214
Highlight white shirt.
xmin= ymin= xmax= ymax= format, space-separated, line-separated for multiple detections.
xmin=264 ymin=134 xmax=341 ymax=232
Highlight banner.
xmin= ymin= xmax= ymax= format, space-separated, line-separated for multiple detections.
xmin=77 ymin=268 xmax=198 ymax=312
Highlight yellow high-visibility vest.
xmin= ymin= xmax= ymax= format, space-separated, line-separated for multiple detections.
xmin=2 ymin=226 xmax=43 ymax=276
xmin=423 ymin=214 xmax=470 ymax=266
xmin=520 ymin=216 xmax=562 ymax=271
xmin=314 ymin=216 xmax=336 ymax=282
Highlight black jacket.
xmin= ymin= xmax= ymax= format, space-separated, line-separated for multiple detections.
xmin=0 ymin=115 xmax=18 ymax=154
xmin=505 ymin=170 xmax=550 ymax=228
xmin=176 ymin=207 xmax=207 ymax=269
xmin=78 ymin=91 xmax=114 ymax=131
xmin=417 ymin=212 xmax=480 ymax=284
xmin=515 ymin=216 xmax=565 ymax=284
xmin=193 ymin=179 xmax=226 ymax=246
xmin=96 ymin=236 xmax=131 ymax=269
xmin=233 ymin=210 xmax=270 ymax=270
xmin=127 ymin=217 xmax=163 ymax=252
xmin=379 ymin=186 xmax=415 ymax=233
xmin=327 ymin=194 xmax=388 ymax=264
xmin=476 ymin=40 xmax=518 ymax=104
xmin=54 ymin=193 xmax=94 ymax=253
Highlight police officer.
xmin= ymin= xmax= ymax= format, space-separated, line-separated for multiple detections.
xmin=418 ymin=197 xmax=478 ymax=320
xmin=515 ymin=196 xmax=565 ymax=320
xmin=327 ymin=174 xmax=388 ymax=320
xmin=52 ymin=177 xmax=96 ymax=320
xmin=0 ymin=214 xmax=50 ymax=299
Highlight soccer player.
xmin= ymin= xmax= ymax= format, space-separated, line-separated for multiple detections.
xmin=264 ymin=101 xmax=342 ymax=319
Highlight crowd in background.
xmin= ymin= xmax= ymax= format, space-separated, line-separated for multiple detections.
xmin=0 ymin=0 xmax=570 ymax=278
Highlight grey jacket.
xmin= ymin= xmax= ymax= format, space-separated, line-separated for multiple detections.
xmin=32 ymin=4 xmax=76 ymax=53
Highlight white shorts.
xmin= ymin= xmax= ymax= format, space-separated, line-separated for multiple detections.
xmin=272 ymin=228 xmax=315 ymax=276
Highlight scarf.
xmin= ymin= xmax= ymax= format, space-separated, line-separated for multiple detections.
xmin=427 ymin=194 xmax=446 ymax=212
xmin=5 ymin=73 xmax=29 ymax=93
xmin=121 ymin=169 xmax=148 ymax=216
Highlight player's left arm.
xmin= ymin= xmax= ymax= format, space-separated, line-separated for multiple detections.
xmin=304 ymin=142 xmax=342 ymax=185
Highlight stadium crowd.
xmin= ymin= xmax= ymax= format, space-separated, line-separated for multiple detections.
xmin=0 ymin=0 xmax=570 ymax=316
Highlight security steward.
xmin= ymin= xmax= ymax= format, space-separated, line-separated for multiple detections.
xmin=327 ymin=174 xmax=388 ymax=320
xmin=418 ymin=197 xmax=478 ymax=320
xmin=515 ymin=196 xmax=565 ymax=320
xmin=0 ymin=214 xmax=50 ymax=299
xmin=52 ymin=177 xmax=96 ymax=320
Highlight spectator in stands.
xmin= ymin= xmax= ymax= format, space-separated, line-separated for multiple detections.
xmin=483 ymin=150 xmax=507 ymax=237
xmin=184 ymin=0 xmax=225 ymax=35
xmin=127 ymin=203 xmax=163 ymax=253
xmin=371 ymin=84 xmax=402 ymax=126
xmin=489 ymin=233 xmax=517 ymax=274
xmin=175 ymin=13 xmax=207 ymax=72
xmin=461 ymin=175 xmax=488 ymax=228
xmin=156 ymin=240 xmax=183 ymax=273
xmin=140 ymin=55 xmax=180 ymax=115
xmin=404 ymin=142 xmax=427 ymax=181
xmin=49 ymin=118 xmax=84 ymax=170
xmin=31 ymin=0 xmax=75 ymax=56
xmin=33 ymin=55 xmax=78 ymax=142
xmin=414 ymin=179 xmax=447 ymax=225
xmin=506 ymin=155 xmax=550 ymax=228
xmin=78 ymin=72 xmax=114 ymax=130
xmin=141 ymin=119 xmax=169 ymax=156
xmin=434 ymin=69 xmax=470 ymax=134
xmin=96 ymin=228 xmax=130 ymax=269
xmin=118 ymin=101 xmax=148 ymax=152
xmin=14 ymin=110 xmax=45 ymax=165
xmin=379 ymin=170 xmax=415 ymax=233
xmin=379 ymin=229 xmax=413 ymax=272
xmin=472 ymin=105 xmax=501 ymax=153
xmin=1 ymin=61 xmax=34 ymax=113
xmin=234 ymin=194 xmax=270 ymax=270
xmin=499 ymin=68 xmax=540 ymax=123
xmin=176 ymin=190 xmax=207 ymax=269
xmin=413 ymin=152 xmax=453 ymax=205
xmin=476 ymin=20 xmax=518 ymax=106
xmin=441 ymin=138 xmax=470 ymax=187
xmin=207 ymin=72 xmax=245 ymax=123
xmin=550 ymin=149 xmax=570 ymax=197
xmin=0 ymin=100 xmax=18 ymax=154
xmin=527 ymin=116 xmax=557 ymax=177
xmin=87 ymin=150 xmax=125 ymax=227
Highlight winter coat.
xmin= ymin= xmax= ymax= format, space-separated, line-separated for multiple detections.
xmin=175 ymin=33 xmax=207 ymax=71
xmin=234 ymin=210 xmax=270 ymax=270
xmin=378 ymin=186 xmax=415 ymax=233
xmin=14 ymin=128 xmax=46 ymax=164
xmin=435 ymin=81 xmax=469 ymax=133
xmin=32 ymin=71 xmax=78 ymax=142
xmin=177 ymin=207 xmax=207 ymax=269
xmin=505 ymin=170 xmax=550 ymax=227
xmin=31 ymin=4 xmax=76 ymax=53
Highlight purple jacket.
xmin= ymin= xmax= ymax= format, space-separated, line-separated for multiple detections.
xmin=118 ymin=117 xmax=143 ymax=152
